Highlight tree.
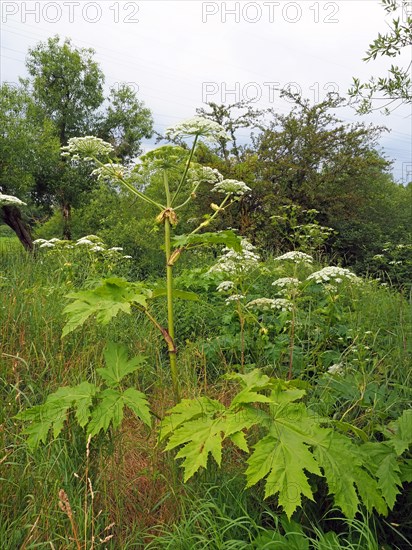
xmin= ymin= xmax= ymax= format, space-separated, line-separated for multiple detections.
xmin=238 ymin=93 xmax=406 ymax=265
xmin=24 ymin=36 xmax=153 ymax=240
xmin=0 ymin=84 xmax=60 ymax=250
xmin=26 ymin=35 xmax=105 ymax=144
xmin=349 ymin=0 xmax=412 ymax=113
xmin=196 ymin=100 xmax=264 ymax=162
xmin=98 ymin=84 xmax=153 ymax=163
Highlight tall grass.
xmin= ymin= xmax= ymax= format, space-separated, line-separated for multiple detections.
xmin=1 ymin=239 xmax=411 ymax=548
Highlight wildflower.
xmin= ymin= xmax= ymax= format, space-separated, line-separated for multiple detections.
xmin=212 ymin=179 xmax=251 ymax=196
xmin=91 ymin=163 xmax=125 ymax=182
xmin=0 ymin=193 xmax=26 ymax=206
xmin=166 ymin=116 xmax=230 ymax=143
xmin=208 ymin=239 xmax=260 ymax=276
xmin=216 ymin=280 xmax=235 ymax=292
xmin=76 ymin=239 xmax=94 ymax=246
xmin=33 ymin=239 xmax=48 ymax=244
xmin=225 ymin=294 xmax=245 ymax=304
xmin=307 ymin=266 xmax=359 ymax=284
xmin=91 ymin=245 xmax=104 ymax=252
xmin=109 ymin=247 xmax=123 ymax=251
xmin=247 ymin=298 xmax=293 ymax=312
xmin=123 ymin=255 xmax=133 ymax=259
xmin=272 ymin=277 xmax=300 ymax=288
xmin=61 ymin=136 xmax=113 ymax=158
xmin=274 ymin=251 xmax=313 ymax=264
xmin=39 ymin=242 xmax=55 ymax=248
xmin=328 ymin=363 xmax=344 ymax=375
xmin=187 ymin=166 xmax=224 ymax=187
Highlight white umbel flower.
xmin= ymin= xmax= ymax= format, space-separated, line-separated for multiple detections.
xmin=61 ymin=136 xmax=114 ymax=158
xmin=225 ymin=294 xmax=245 ymax=304
xmin=166 ymin=116 xmax=230 ymax=143
xmin=91 ymin=163 xmax=125 ymax=182
xmin=216 ymin=280 xmax=235 ymax=292
xmin=76 ymin=239 xmax=94 ymax=246
xmin=0 ymin=193 xmax=26 ymax=206
xmin=187 ymin=166 xmax=224 ymax=187
xmin=307 ymin=266 xmax=359 ymax=284
xmin=274 ymin=251 xmax=313 ymax=263
xmin=328 ymin=363 xmax=344 ymax=375
xmin=212 ymin=179 xmax=251 ymax=196
xmin=208 ymin=239 xmax=260 ymax=276
xmin=272 ymin=277 xmax=300 ymax=288
xmin=247 ymin=298 xmax=293 ymax=312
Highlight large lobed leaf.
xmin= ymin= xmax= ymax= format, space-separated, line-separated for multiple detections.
xmin=62 ymin=277 xmax=151 ymax=337
xmin=16 ymin=382 xmax=97 ymax=450
xmin=172 ymin=230 xmax=242 ymax=252
xmin=97 ymin=342 xmax=146 ymax=388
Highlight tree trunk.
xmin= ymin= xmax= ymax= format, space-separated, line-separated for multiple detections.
xmin=1 ymin=205 xmax=34 ymax=252
xmin=62 ymin=202 xmax=72 ymax=240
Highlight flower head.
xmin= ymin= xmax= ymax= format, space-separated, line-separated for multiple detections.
xmin=212 ymin=179 xmax=251 ymax=196
xmin=327 ymin=363 xmax=344 ymax=375
xmin=208 ymin=239 xmax=260 ymax=276
xmin=274 ymin=251 xmax=313 ymax=264
xmin=166 ymin=116 xmax=230 ymax=143
xmin=61 ymin=136 xmax=114 ymax=159
xmin=225 ymin=294 xmax=245 ymax=304
xmin=307 ymin=266 xmax=360 ymax=284
xmin=0 ymin=193 xmax=26 ymax=206
xmin=272 ymin=277 xmax=300 ymax=289
xmin=216 ymin=280 xmax=235 ymax=292
xmin=91 ymin=163 xmax=125 ymax=182
xmin=247 ymin=298 xmax=293 ymax=312
xmin=187 ymin=166 xmax=224 ymax=187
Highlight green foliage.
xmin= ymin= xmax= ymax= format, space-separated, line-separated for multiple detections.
xmin=161 ymin=369 xmax=412 ymax=519
xmin=16 ymin=343 xmax=151 ymax=449
xmin=349 ymin=0 xmax=412 ymax=113
xmin=62 ymin=277 xmax=151 ymax=336
xmin=172 ymin=229 xmax=242 ymax=252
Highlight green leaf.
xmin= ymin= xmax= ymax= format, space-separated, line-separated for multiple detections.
xmin=359 ymin=442 xmax=402 ymax=509
xmin=62 ymin=278 xmax=151 ymax=337
xmin=122 ymin=387 xmax=152 ymax=427
xmin=159 ymin=397 xmax=223 ymax=442
xmin=246 ymin=411 xmax=322 ymax=519
xmin=150 ymin=287 xmax=199 ymax=301
xmin=16 ymin=382 xmax=97 ymax=450
xmin=87 ymin=389 xmax=125 ymax=436
xmin=314 ymin=432 xmax=362 ymax=518
xmin=167 ymin=416 xmax=226 ymax=481
xmin=386 ymin=409 xmax=412 ymax=455
xmin=87 ymin=387 xmax=151 ymax=437
xmin=97 ymin=342 xmax=145 ymax=388
xmin=172 ymin=230 xmax=242 ymax=252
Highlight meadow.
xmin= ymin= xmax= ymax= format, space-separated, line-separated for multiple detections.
xmin=1 ymin=224 xmax=411 ymax=549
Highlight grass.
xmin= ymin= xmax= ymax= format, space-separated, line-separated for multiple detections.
xmin=1 ymin=238 xmax=411 ymax=548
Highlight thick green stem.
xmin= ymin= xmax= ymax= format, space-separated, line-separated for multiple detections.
xmin=164 ymin=171 xmax=180 ymax=401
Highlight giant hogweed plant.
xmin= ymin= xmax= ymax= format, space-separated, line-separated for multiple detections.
xmin=17 ymin=118 xmax=412 ymax=521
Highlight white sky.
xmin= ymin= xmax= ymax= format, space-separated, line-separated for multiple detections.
xmin=1 ymin=0 xmax=411 ymax=182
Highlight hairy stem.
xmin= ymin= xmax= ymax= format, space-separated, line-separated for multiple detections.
xmin=164 ymin=171 xmax=180 ymax=401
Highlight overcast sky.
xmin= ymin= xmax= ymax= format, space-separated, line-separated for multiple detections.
xmin=1 ymin=0 xmax=411 ymax=182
